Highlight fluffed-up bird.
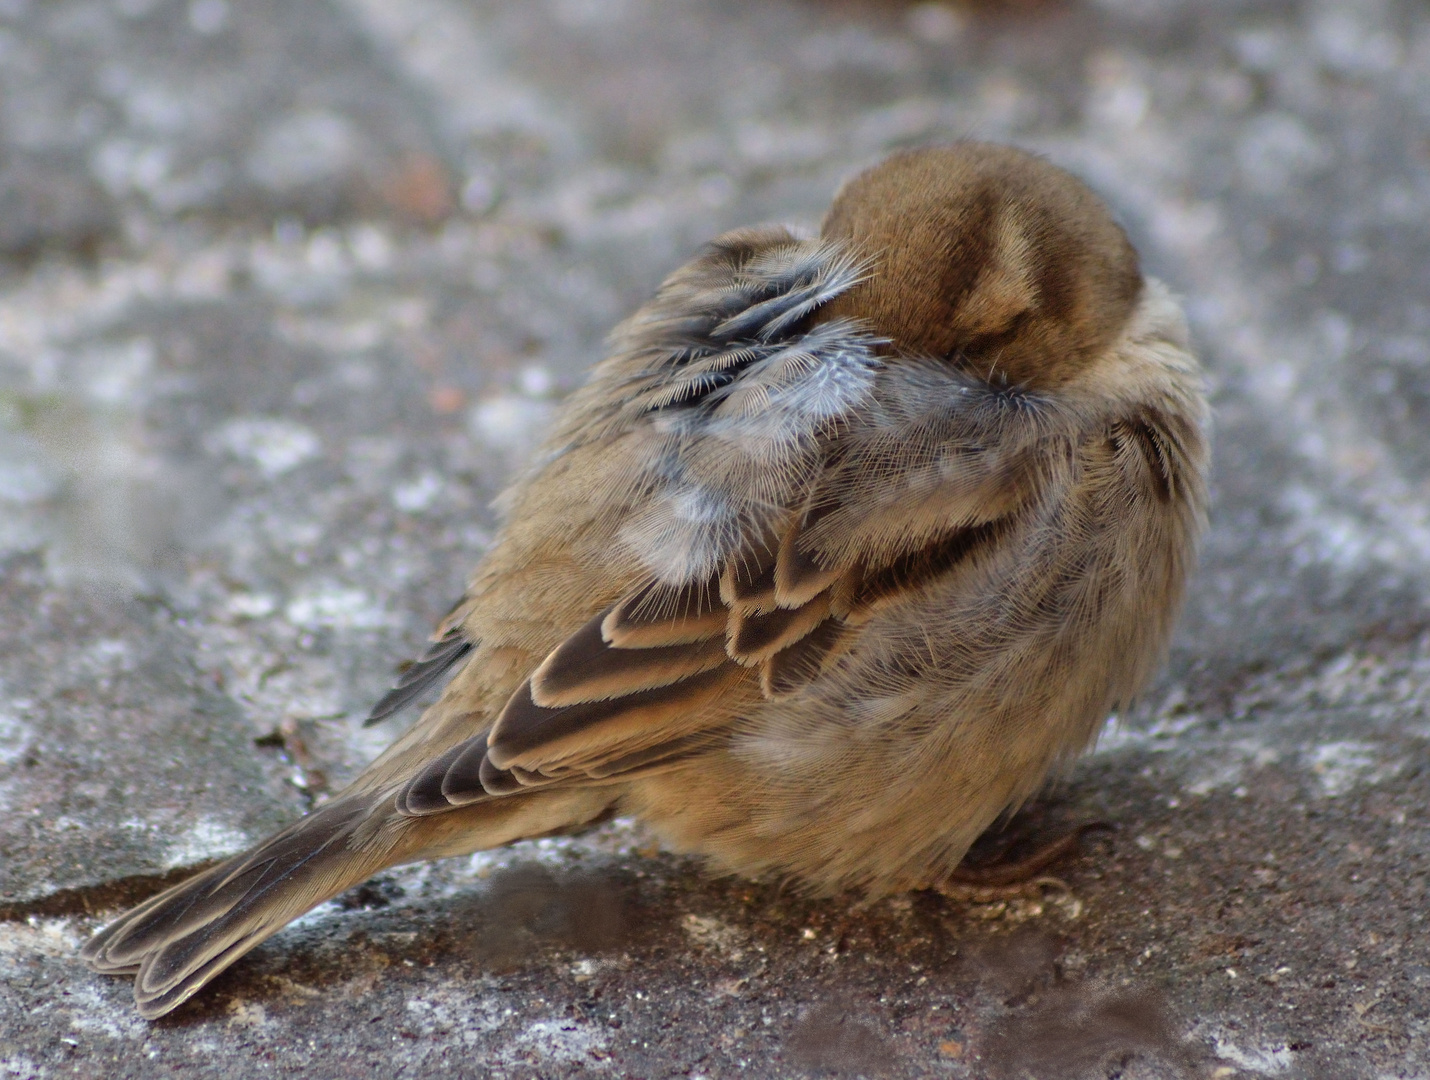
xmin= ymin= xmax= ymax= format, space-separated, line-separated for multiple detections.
xmin=83 ymin=143 xmax=1209 ymax=1018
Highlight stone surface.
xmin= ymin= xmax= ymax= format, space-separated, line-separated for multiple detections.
xmin=1 ymin=0 xmax=1429 ymax=1076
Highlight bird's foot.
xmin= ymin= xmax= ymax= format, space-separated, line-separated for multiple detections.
xmin=931 ymin=822 xmax=1112 ymax=903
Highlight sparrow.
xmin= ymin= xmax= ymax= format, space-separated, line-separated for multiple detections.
xmin=82 ymin=143 xmax=1209 ymax=1018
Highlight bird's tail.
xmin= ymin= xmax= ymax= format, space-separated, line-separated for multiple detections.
xmin=81 ymin=796 xmax=403 ymax=1018
xmin=82 ymin=785 xmax=617 ymax=1018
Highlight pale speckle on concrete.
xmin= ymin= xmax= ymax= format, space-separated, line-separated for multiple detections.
xmin=681 ymin=913 xmax=749 ymax=961
xmin=392 ymin=472 xmax=443 ymax=513
xmin=1212 ymin=1034 xmax=1296 ymax=1075
xmin=161 ymin=818 xmax=252 ymax=870
xmin=284 ymin=584 xmax=392 ymax=631
xmin=469 ymin=393 xmax=556 ymax=457
xmin=1304 ymin=740 xmax=1395 ymax=798
xmin=206 ymin=417 xmax=322 ymax=479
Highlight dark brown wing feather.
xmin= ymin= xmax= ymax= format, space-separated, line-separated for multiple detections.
xmin=530 ymin=611 xmax=730 ymax=706
xmin=365 ymin=626 xmax=474 ymax=726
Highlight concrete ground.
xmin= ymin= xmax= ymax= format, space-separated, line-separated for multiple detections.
xmin=1 ymin=0 xmax=1428 ymax=1076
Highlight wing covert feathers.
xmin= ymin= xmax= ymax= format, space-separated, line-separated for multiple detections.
xmin=393 ymin=501 xmax=1013 ymax=815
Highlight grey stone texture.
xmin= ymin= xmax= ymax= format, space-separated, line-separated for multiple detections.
xmin=1 ymin=0 xmax=1428 ymax=1075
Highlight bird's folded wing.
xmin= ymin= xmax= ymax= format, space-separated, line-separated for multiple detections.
xmin=394 ymin=499 xmax=1020 ymax=816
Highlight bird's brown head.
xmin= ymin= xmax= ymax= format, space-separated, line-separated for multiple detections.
xmin=817 ymin=144 xmax=1143 ymax=392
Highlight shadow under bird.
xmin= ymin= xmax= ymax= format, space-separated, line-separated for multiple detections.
xmin=83 ymin=143 xmax=1209 ymax=1018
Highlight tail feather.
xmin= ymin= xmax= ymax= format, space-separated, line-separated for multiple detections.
xmin=84 ymin=785 xmax=617 ymax=1018
xmin=82 ymin=797 xmax=393 ymax=1018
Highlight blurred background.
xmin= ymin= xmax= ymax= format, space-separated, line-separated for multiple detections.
xmin=1 ymin=1 xmax=1428 ymax=1076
